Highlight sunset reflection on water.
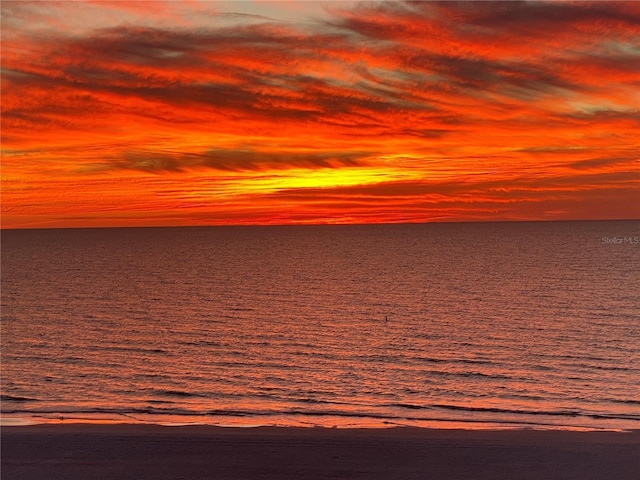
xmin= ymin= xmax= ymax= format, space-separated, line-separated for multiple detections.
xmin=2 ymin=222 xmax=639 ymax=431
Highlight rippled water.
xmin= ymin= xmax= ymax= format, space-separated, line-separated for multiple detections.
xmin=2 ymin=221 xmax=639 ymax=430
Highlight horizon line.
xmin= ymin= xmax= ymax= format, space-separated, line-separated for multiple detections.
xmin=2 ymin=217 xmax=639 ymax=232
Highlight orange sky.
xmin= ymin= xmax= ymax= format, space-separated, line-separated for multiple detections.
xmin=2 ymin=1 xmax=639 ymax=228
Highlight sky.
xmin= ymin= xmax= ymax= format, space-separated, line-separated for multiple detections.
xmin=2 ymin=0 xmax=639 ymax=228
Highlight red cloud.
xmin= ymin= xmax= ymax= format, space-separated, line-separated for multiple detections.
xmin=2 ymin=1 xmax=638 ymax=228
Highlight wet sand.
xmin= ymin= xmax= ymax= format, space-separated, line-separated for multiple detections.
xmin=2 ymin=424 xmax=639 ymax=480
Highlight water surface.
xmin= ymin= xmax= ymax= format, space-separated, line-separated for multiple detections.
xmin=2 ymin=221 xmax=638 ymax=430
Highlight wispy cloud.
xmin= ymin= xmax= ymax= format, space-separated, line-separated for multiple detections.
xmin=2 ymin=0 xmax=638 ymax=227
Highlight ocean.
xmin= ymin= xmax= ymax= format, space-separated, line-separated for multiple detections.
xmin=1 ymin=221 xmax=639 ymax=430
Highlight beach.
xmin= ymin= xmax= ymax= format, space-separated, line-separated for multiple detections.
xmin=2 ymin=424 xmax=639 ymax=480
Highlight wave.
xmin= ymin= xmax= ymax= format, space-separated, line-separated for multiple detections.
xmin=293 ymin=397 xmax=352 ymax=407
xmin=413 ymin=369 xmax=516 ymax=381
xmin=574 ymin=364 xmax=632 ymax=372
xmin=153 ymin=389 xmax=206 ymax=398
xmin=2 ymin=405 xmax=200 ymax=417
xmin=96 ymin=346 xmax=169 ymax=355
xmin=389 ymin=403 xmax=640 ymax=422
xmin=392 ymin=403 xmax=424 ymax=410
xmin=608 ymin=399 xmax=640 ymax=406
xmin=1 ymin=395 xmax=39 ymax=402
xmin=178 ymin=340 xmax=223 ymax=347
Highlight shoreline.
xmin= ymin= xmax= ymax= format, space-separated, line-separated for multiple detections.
xmin=3 ymin=414 xmax=636 ymax=432
xmin=3 ymin=423 xmax=639 ymax=480
xmin=3 ymin=409 xmax=638 ymax=432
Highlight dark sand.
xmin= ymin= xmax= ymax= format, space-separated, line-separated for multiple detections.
xmin=2 ymin=424 xmax=639 ymax=479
